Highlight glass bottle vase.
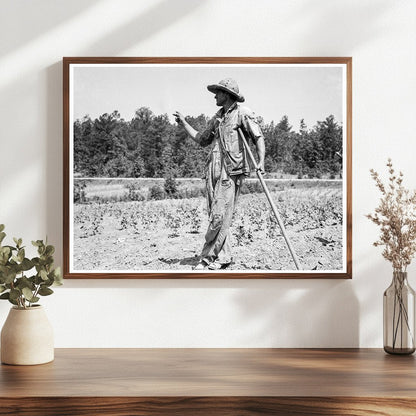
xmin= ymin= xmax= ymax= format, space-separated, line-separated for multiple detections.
xmin=383 ymin=271 xmax=416 ymax=355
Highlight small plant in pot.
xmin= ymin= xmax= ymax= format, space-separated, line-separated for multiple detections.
xmin=0 ymin=224 xmax=62 ymax=365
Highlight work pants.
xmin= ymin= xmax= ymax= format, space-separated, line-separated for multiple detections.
xmin=201 ymin=153 xmax=242 ymax=265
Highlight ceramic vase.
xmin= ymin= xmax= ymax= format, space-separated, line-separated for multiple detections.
xmin=1 ymin=305 xmax=54 ymax=365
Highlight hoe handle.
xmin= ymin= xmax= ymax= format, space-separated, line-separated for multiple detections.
xmin=237 ymin=128 xmax=301 ymax=270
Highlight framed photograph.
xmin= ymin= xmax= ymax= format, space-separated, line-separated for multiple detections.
xmin=63 ymin=57 xmax=352 ymax=279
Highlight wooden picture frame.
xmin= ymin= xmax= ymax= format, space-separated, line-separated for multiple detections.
xmin=63 ymin=57 xmax=352 ymax=279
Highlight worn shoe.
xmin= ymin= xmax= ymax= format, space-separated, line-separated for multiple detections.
xmin=193 ymin=260 xmax=209 ymax=270
xmin=207 ymin=260 xmax=231 ymax=270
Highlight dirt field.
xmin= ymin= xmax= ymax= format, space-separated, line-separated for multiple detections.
xmin=73 ymin=183 xmax=344 ymax=272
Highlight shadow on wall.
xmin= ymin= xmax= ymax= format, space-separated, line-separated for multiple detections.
xmin=46 ymin=62 xmax=64 ymax=263
xmin=289 ymin=0 xmax=394 ymax=52
xmin=233 ymin=279 xmax=359 ymax=348
xmin=55 ymin=276 xmax=359 ymax=348
xmin=1 ymin=0 xmax=204 ymax=56
xmin=82 ymin=0 xmax=204 ymax=55
xmin=354 ymin=248 xmax=397 ymax=348
xmin=45 ymin=0 xmax=205 ymax=264
xmin=1 ymin=0 xmax=101 ymax=56
xmin=0 ymin=303 xmax=10 ymax=329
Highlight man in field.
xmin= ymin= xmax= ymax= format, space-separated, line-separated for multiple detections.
xmin=174 ymin=78 xmax=265 ymax=270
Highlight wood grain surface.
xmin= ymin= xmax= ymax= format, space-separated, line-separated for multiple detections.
xmin=1 ymin=348 xmax=415 ymax=415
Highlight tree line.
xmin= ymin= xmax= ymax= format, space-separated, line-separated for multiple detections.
xmin=73 ymin=107 xmax=343 ymax=179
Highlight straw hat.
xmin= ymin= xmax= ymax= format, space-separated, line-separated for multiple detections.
xmin=207 ymin=78 xmax=245 ymax=102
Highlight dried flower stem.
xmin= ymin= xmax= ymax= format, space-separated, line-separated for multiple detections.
xmin=366 ymin=159 xmax=416 ymax=272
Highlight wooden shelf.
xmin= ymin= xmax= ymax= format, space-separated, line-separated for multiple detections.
xmin=1 ymin=348 xmax=415 ymax=415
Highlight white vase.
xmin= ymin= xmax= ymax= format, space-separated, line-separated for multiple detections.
xmin=1 ymin=305 xmax=54 ymax=365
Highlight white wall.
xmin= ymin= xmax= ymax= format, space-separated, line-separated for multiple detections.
xmin=1 ymin=0 xmax=415 ymax=348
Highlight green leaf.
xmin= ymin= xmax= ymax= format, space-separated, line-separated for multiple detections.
xmin=22 ymin=288 xmax=39 ymax=303
xmin=17 ymin=276 xmax=35 ymax=291
xmin=2 ymin=271 xmax=17 ymax=285
xmin=34 ymin=275 xmax=43 ymax=285
xmin=0 ymin=291 xmax=17 ymax=306
xmin=6 ymin=263 xmax=20 ymax=275
xmin=21 ymin=258 xmax=34 ymax=271
xmin=0 ymin=247 xmax=11 ymax=265
xmin=53 ymin=267 xmax=63 ymax=285
xmin=45 ymin=245 xmax=55 ymax=256
xmin=0 ymin=232 xmax=5 ymax=245
xmin=38 ymin=287 xmax=53 ymax=296
xmin=22 ymin=287 xmax=34 ymax=301
xmin=43 ymin=256 xmax=54 ymax=266
xmin=17 ymin=248 xmax=25 ymax=263
xmin=50 ymin=266 xmax=61 ymax=278
xmin=9 ymin=288 xmax=21 ymax=301
xmin=12 ymin=238 xmax=23 ymax=250
xmin=36 ymin=255 xmax=54 ymax=267
xmin=0 ymin=224 xmax=5 ymax=232
xmin=0 ymin=246 xmax=10 ymax=255
xmin=13 ymin=237 xmax=22 ymax=248
xmin=47 ymin=267 xmax=63 ymax=286
xmin=0 ymin=285 xmax=6 ymax=294
xmin=32 ymin=240 xmax=43 ymax=247
xmin=40 ymin=269 xmax=48 ymax=281
xmin=8 ymin=297 xmax=18 ymax=306
xmin=41 ymin=275 xmax=55 ymax=287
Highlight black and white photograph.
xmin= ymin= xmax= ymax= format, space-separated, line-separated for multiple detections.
xmin=63 ymin=57 xmax=352 ymax=278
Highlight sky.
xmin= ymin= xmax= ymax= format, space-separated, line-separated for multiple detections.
xmin=72 ymin=63 xmax=345 ymax=131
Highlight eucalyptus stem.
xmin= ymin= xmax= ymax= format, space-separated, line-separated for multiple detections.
xmin=33 ymin=284 xmax=41 ymax=301
xmin=0 ymin=225 xmax=62 ymax=309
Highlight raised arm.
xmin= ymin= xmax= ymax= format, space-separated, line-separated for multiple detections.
xmin=173 ymin=111 xmax=199 ymax=144
xmin=174 ymin=111 xmax=216 ymax=147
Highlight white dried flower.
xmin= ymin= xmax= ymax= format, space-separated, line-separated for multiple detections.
xmin=367 ymin=159 xmax=416 ymax=272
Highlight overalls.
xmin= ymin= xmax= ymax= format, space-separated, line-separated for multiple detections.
xmin=198 ymin=103 xmax=263 ymax=266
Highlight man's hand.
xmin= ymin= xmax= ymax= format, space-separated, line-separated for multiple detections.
xmin=257 ymin=161 xmax=265 ymax=175
xmin=173 ymin=111 xmax=186 ymax=127
xmin=255 ymin=136 xmax=266 ymax=175
xmin=173 ymin=111 xmax=199 ymax=142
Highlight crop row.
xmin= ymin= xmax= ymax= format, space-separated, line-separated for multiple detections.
xmin=74 ymin=188 xmax=342 ymax=244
